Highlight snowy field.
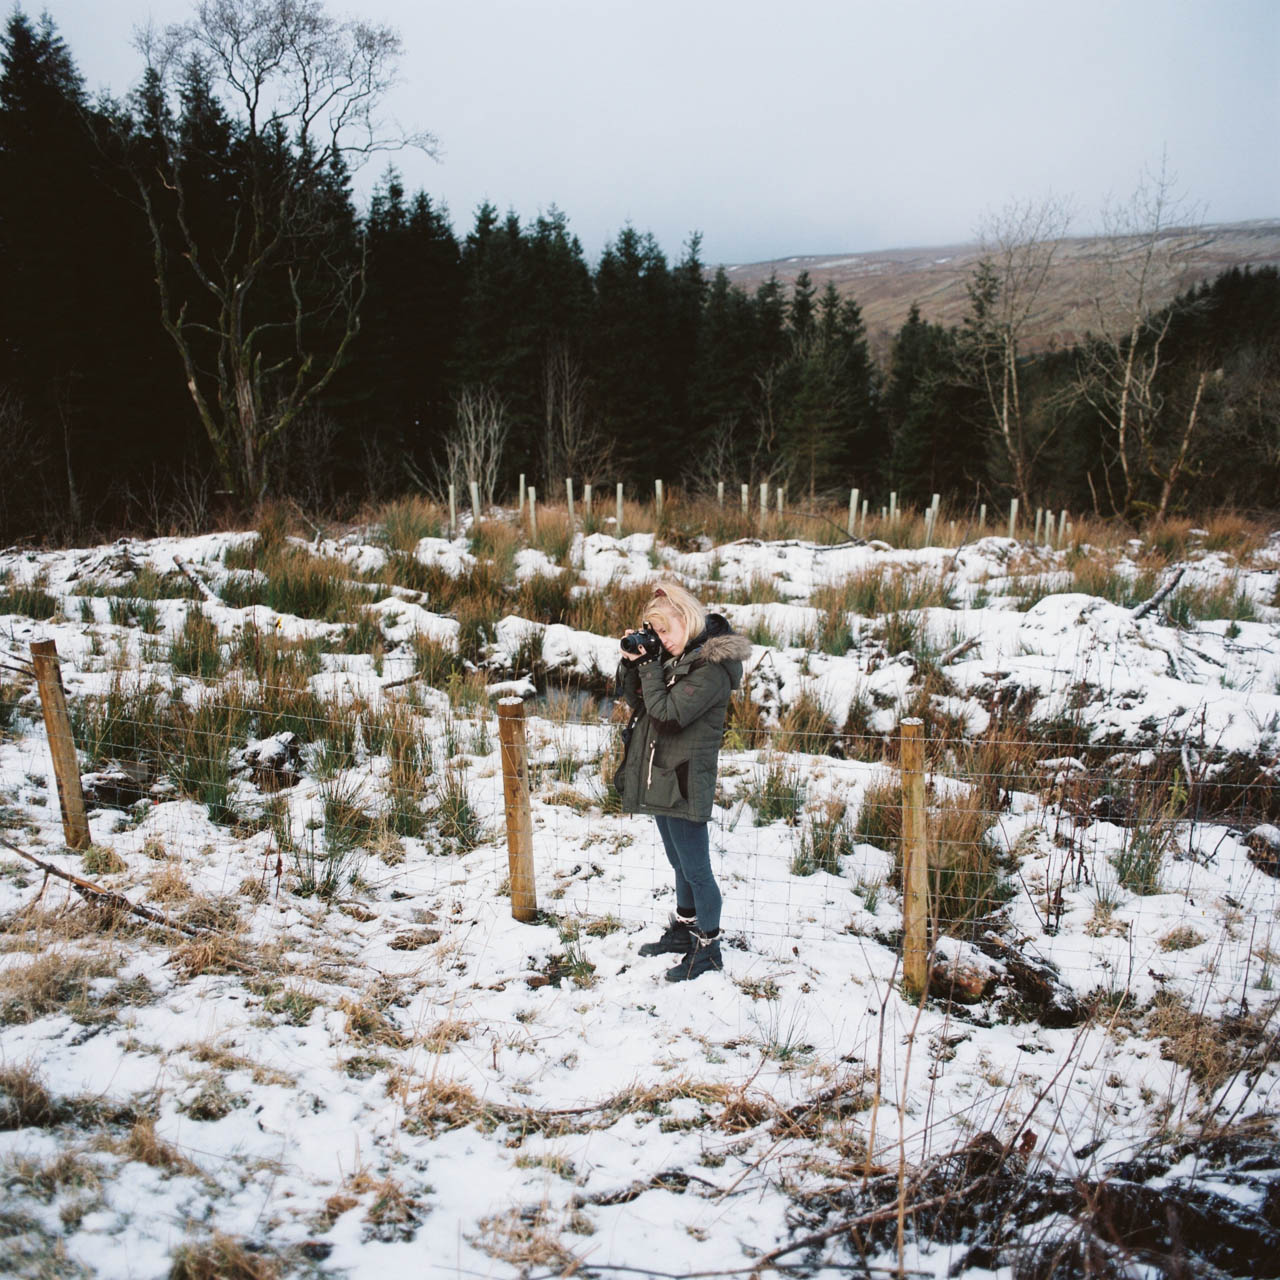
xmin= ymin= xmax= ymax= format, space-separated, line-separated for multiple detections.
xmin=0 ymin=518 xmax=1278 ymax=1277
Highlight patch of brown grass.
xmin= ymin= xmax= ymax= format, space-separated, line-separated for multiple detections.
xmin=473 ymin=1204 xmax=583 ymax=1270
xmin=402 ymin=1077 xmax=488 ymax=1134
xmin=4 ymin=1147 xmax=101 ymax=1201
xmin=339 ymin=995 xmax=409 ymax=1049
xmin=0 ymin=1061 xmax=58 ymax=1128
xmin=1202 ymin=511 xmax=1267 ymax=557
xmin=147 ymin=864 xmax=192 ymax=904
xmin=116 ymin=1115 xmax=200 ymax=1175
xmin=0 ymin=950 xmax=119 ymax=1025
xmin=1145 ymin=992 xmax=1280 ymax=1099
xmin=345 ymin=1170 xmax=424 ymax=1241
xmin=169 ymin=930 xmax=251 ymax=978
xmin=169 ymin=1232 xmax=283 ymax=1280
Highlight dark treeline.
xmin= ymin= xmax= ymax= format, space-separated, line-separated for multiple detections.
xmin=2 ymin=8 xmax=1278 ymax=544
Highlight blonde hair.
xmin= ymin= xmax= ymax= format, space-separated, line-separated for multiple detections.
xmin=642 ymin=580 xmax=705 ymax=644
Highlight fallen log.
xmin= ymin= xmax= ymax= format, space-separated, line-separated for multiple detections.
xmin=1130 ymin=566 xmax=1185 ymax=620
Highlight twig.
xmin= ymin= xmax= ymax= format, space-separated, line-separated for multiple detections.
xmin=946 ymin=529 xmax=971 ymax=574
xmin=0 ymin=835 xmax=206 ymax=938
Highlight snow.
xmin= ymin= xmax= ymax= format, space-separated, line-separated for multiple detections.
xmin=0 ymin=522 xmax=1277 ymax=1275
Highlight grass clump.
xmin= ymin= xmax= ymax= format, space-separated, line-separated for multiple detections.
xmin=0 ymin=578 xmax=59 ymax=620
xmin=168 ymin=607 xmax=225 ymax=679
xmin=1165 ymin=578 xmax=1259 ymax=627
xmin=0 ymin=1062 xmax=59 ymax=1129
xmin=0 ymin=951 xmax=119 ymax=1026
xmin=432 ymin=767 xmax=484 ymax=852
xmin=169 ymin=1232 xmax=283 ymax=1280
xmin=81 ymin=845 xmax=126 ymax=876
xmin=379 ymin=495 xmax=446 ymax=551
xmin=774 ymin=689 xmax=834 ymax=755
xmin=747 ymin=757 xmax=805 ymax=826
xmin=792 ymin=799 xmax=855 ymax=876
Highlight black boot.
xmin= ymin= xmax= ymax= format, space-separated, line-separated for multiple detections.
xmin=665 ymin=928 xmax=723 ymax=982
xmin=638 ymin=912 xmax=696 ymax=957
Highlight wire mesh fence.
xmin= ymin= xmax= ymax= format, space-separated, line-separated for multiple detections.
xmin=4 ymin=639 xmax=1277 ymax=1006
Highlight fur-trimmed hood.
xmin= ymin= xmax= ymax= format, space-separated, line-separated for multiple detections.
xmin=696 ymin=612 xmax=753 ymax=665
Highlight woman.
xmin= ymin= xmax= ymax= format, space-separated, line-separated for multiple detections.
xmin=615 ymin=582 xmax=751 ymax=982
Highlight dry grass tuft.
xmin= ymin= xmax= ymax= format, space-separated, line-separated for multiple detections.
xmin=403 ymin=1077 xmax=487 ymax=1134
xmin=169 ymin=921 xmax=253 ymax=978
xmin=0 ymin=1061 xmax=58 ymax=1128
xmin=169 ymin=1232 xmax=283 ymax=1280
xmin=81 ymin=845 xmax=127 ymax=876
xmin=344 ymin=1170 xmax=424 ymax=1242
xmin=0 ymin=950 xmax=119 ymax=1025
xmin=339 ymin=995 xmax=409 ymax=1049
xmin=116 ymin=1115 xmax=200 ymax=1175
xmin=4 ymin=1147 xmax=102 ymax=1201
xmin=423 ymin=1017 xmax=473 ymax=1054
xmin=473 ymin=1204 xmax=582 ymax=1270
xmin=147 ymin=864 xmax=192 ymax=904
xmin=1145 ymin=992 xmax=1280 ymax=1099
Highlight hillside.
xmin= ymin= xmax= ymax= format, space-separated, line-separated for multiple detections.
xmin=720 ymin=218 xmax=1280 ymax=351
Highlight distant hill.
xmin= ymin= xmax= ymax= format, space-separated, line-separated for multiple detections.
xmin=718 ymin=219 xmax=1280 ymax=354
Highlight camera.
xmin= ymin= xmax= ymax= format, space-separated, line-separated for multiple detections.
xmin=620 ymin=623 xmax=663 ymax=659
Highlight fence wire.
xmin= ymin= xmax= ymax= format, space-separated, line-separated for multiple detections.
xmin=2 ymin=652 xmax=1276 ymax=1004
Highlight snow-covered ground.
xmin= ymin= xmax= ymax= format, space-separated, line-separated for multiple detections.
xmin=1 ymin=523 xmax=1278 ymax=1277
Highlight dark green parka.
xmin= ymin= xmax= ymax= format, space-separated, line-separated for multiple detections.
xmin=614 ymin=613 xmax=752 ymax=822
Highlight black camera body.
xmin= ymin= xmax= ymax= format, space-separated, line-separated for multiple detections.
xmin=620 ymin=623 xmax=663 ymax=659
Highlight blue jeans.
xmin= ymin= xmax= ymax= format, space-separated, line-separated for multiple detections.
xmin=653 ymin=815 xmax=722 ymax=934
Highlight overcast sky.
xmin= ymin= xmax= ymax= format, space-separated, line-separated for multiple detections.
xmin=36 ymin=0 xmax=1280 ymax=265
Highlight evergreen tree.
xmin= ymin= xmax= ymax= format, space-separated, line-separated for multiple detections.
xmin=589 ymin=226 xmax=674 ymax=481
xmin=0 ymin=10 xmax=184 ymax=537
xmin=789 ymin=270 xmax=816 ymax=343
xmin=350 ymin=172 xmax=462 ymax=494
xmin=885 ymin=304 xmax=982 ymax=504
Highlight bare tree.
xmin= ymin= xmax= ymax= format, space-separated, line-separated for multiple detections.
xmin=127 ymin=0 xmax=435 ymax=504
xmin=541 ymin=345 xmax=613 ymax=485
xmin=438 ymin=385 xmax=509 ymax=507
xmin=1073 ymin=159 xmax=1206 ymax=518
xmin=962 ymin=195 xmax=1072 ymax=508
xmin=684 ymin=415 xmax=743 ymax=497
xmin=746 ymin=364 xmax=788 ymax=489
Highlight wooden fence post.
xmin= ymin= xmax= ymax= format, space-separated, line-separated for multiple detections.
xmin=848 ymin=488 xmax=859 ymax=537
xmin=518 ymin=472 xmax=526 ymax=515
xmin=528 ymin=486 xmax=538 ymax=538
xmin=1008 ymin=498 xmax=1019 ymax=540
xmin=469 ymin=480 xmax=482 ymax=528
xmin=616 ymin=482 xmax=624 ymax=535
xmin=497 ymin=698 xmax=537 ymax=922
xmin=30 ymin=640 xmax=90 ymax=851
xmin=566 ymin=477 xmax=575 ymax=529
xmin=741 ymin=483 xmax=749 ymax=516
xmin=583 ymin=482 xmax=592 ymax=521
xmin=654 ymin=479 xmax=664 ymax=519
xmin=900 ymin=717 xmax=929 ymax=998
xmin=448 ymin=483 xmax=457 ymax=538
xmin=758 ymin=482 xmax=768 ymax=534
